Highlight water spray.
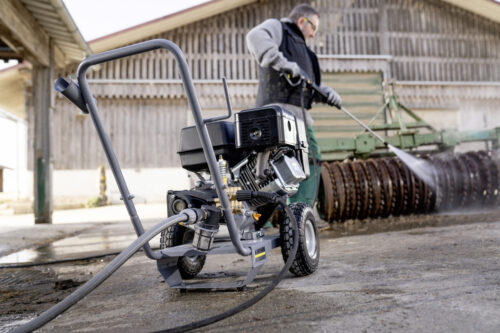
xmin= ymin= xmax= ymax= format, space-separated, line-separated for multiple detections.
xmin=340 ymin=105 xmax=436 ymax=189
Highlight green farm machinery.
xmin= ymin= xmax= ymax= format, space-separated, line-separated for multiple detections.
xmin=316 ymin=82 xmax=500 ymax=222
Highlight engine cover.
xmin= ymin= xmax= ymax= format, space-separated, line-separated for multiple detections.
xmin=177 ymin=121 xmax=245 ymax=172
xmin=235 ymin=105 xmax=298 ymax=150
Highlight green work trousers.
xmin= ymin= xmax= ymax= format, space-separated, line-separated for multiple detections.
xmin=289 ymin=125 xmax=321 ymax=206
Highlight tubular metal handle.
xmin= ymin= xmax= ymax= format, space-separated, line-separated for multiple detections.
xmin=74 ymin=39 xmax=251 ymax=257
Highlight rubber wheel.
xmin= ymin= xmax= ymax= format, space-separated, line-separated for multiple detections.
xmin=160 ymin=224 xmax=206 ymax=279
xmin=279 ymin=202 xmax=320 ymax=277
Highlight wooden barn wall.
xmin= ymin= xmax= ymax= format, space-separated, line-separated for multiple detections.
xmin=29 ymin=95 xmax=187 ymax=170
xmin=70 ymin=0 xmax=500 ymax=82
xmin=384 ymin=0 xmax=500 ymax=81
xmin=48 ymin=0 xmax=500 ymax=170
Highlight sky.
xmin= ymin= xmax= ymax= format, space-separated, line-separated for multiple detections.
xmin=63 ymin=0 xmax=210 ymax=41
xmin=0 ymin=0 xmax=210 ymax=70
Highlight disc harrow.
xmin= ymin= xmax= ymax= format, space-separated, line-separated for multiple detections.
xmin=319 ymin=150 xmax=500 ymax=223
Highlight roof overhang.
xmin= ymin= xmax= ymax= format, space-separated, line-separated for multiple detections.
xmin=90 ymin=0 xmax=258 ymax=53
xmin=441 ymin=0 xmax=500 ymax=24
xmin=0 ymin=0 xmax=91 ymax=68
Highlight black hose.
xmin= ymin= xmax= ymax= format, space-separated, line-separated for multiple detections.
xmin=12 ymin=213 xmax=189 ymax=333
xmin=154 ymin=198 xmax=299 ymax=333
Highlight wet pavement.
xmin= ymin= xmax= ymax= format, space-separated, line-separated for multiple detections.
xmin=1 ymin=206 xmax=500 ymax=332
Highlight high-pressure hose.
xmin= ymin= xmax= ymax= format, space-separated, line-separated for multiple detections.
xmin=12 ymin=210 xmax=198 ymax=333
xmin=12 ymin=196 xmax=299 ymax=333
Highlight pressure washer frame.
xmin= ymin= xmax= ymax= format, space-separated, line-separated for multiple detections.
xmin=56 ymin=38 xmax=280 ymax=289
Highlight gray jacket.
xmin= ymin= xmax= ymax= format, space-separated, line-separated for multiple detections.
xmin=246 ymin=18 xmax=326 ymax=126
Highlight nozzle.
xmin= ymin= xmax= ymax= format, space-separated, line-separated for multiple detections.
xmin=54 ymin=77 xmax=89 ymax=114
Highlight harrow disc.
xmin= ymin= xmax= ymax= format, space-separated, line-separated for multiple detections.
xmin=439 ymin=155 xmax=458 ymax=210
xmin=385 ymin=158 xmax=405 ymax=216
xmin=329 ymin=162 xmax=346 ymax=221
xmin=466 ymin=151 xmax=492 ymax=206
xmin=458 ymin=153 xmax=481 ymax=206
xmin=364 ymin=160 xmax=383 ymax=218
xmin=372 ymin=159 xmax=393 ymax=218
xmin=478 ymin=151 xmax=500 ymax=206
xmin=338 ymin=162 xmax=356 ymax=221
xmin=352 ymin=161 xmax=370 ymax=220
xmin=319 ymin=162 xmax=335 ymax=222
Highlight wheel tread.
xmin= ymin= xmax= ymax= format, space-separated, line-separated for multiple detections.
xmin=280 ymin=203 xmax=320 ymax=277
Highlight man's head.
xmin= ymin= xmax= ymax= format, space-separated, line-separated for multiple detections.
xmin=288 ymin=4 xmax=320 ymax=42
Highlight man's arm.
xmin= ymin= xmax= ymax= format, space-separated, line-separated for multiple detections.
xmin=246 ymin=18 xmax=297 ymax=74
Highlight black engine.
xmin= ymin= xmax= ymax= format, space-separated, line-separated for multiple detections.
xmin=176 ymin=105 xmax=309 ymax=205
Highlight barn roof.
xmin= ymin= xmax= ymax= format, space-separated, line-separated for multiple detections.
xmin=21 ymin=0 xmax=92 ymax=63
xmin=442 ymin=0 xmax=500 ymax=24
xmin=0 ymin=0 xmax=92 ymax=67
xmin=89 ymin=0 xmax=258 ymax=53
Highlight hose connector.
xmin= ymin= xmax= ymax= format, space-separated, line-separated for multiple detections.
xmin=180 ymin=208 xmax=205 ymax=224
xmin=192 ymin=205 xmax=221 ymax=251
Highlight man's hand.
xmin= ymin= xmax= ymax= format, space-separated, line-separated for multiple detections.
xmin=281 ymin=61 xmax=301 ymax=78
xmin=322 ymin=86 xmax=342 ymax=108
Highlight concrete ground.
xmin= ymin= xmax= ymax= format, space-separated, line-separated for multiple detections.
xmin=0 ymin=205 xmax=499 ymax=332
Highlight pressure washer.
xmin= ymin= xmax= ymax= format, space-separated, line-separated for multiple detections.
xmin=14 ymin=39 xmax=319 ymax=332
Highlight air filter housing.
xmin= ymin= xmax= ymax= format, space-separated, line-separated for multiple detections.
xmin=235 ymin=105 xmax=298 ymax=150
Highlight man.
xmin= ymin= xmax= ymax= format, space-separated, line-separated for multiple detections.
xmin=246 ymin=3 xmax=342 ymax=206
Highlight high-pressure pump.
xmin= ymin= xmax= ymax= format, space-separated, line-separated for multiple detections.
xmin=13 ymin=38 xmax=319 ymax=333
xmin=55 ymin=39 xmax=321 ymax=288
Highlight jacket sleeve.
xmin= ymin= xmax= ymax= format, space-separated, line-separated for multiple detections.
xmin=246 ymin=18 xmax=290 ymax=71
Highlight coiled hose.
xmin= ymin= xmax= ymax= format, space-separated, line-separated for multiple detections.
xmin=12 ymin=212 xmax=189 ymax=333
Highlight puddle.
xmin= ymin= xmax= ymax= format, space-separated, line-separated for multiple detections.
xmin=0 ymin=231 xmax=160 ymax=265
xmin=0 ymin=249 xmax=39 ymax=265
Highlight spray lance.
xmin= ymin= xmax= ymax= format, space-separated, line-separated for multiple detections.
xmin=282 ymin=71 xmax=436 ymax=189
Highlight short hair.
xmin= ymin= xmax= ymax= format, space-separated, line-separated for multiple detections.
xmin=288 ymin=3 xmax=320 ymax=22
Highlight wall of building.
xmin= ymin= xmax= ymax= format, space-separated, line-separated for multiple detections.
xmin=0 ymin=110 xmax=29 ymax=199
xmin=21 ymin=0 xmax=500 ymax=203
xmin=69 ymin=0 xmax=500 ymax=83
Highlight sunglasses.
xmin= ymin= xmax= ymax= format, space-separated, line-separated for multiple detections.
xmin=304 ymin=17 xmax=318 ymax=33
